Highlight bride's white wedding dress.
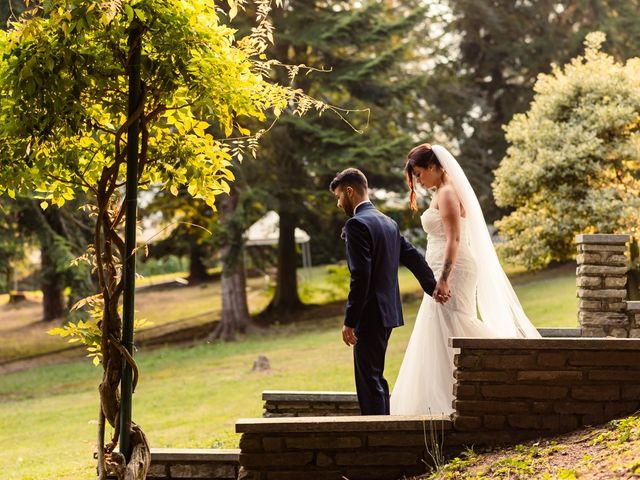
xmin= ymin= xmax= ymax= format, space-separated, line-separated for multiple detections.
xmin=390 ymin=145 xmax=541 ymax=416
xmin=390 ymin=207 xmax=496 ymax=416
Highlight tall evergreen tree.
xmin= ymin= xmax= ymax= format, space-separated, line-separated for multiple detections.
xmin=9 ymin=198 xmax=95 ymax=320
xmin=241 ymin=0 xmax=433 ymax=318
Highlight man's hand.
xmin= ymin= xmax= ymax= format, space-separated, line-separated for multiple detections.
xmin=342 ymin=325 xmax=358 ymax=346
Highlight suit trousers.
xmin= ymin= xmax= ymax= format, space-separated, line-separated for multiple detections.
xmin=353 ymin=322 xmax=393 ymax=415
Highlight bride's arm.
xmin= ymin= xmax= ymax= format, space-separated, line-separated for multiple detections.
xmin=436 ymin=186 xmax=462 ymax=298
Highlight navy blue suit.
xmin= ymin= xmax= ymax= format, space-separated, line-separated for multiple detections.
xmin=343 ymin=202 xmax=436 ymax=415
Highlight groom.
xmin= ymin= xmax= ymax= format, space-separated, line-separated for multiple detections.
xmin=330 ymin=168 xmax=440 ymax=415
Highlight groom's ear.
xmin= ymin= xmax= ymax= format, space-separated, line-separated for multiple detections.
xmin=346 ymin=185 xmax=354 ymax=197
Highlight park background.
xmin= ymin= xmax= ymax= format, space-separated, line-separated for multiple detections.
xmin=0 ymin=0 xmax=639 ymax=479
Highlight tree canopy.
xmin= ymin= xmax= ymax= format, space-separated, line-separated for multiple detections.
xmin=232 ymin=0 xmax=432 ymax=317
xmin=493 ymin=32 xmax=640 ymax=268
xmin=427 ymin=0 xmax=640 ymax=218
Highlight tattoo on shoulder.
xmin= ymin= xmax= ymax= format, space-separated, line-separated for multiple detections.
xmin=442 ymin=260 xmax=453 ymax=281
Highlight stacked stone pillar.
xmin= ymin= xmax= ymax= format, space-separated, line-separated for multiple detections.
xmin=576 ymin=234 xmax=630 ymax=337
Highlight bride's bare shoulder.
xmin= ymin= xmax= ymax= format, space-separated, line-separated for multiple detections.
xmin=436 ymin=184 xmax=465 ymax=217
xmin=437 ymin=184 xmax=460 ymax=203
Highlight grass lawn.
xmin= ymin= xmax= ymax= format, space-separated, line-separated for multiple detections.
xmin=0 ymin=263 xmax=578 ymax=479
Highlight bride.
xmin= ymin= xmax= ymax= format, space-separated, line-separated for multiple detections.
xmin=390 ymin=144 xmax=540 ymax=416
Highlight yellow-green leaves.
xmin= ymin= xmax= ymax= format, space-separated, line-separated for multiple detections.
xmin=123 ymin=4 xmax=135 ymax=22
xmin=0 ymin=0 xmax=300 ymax=211
xmin=48 ymin=319 xmax=102 ymax=366
xmin=228 ymin=0 xmax=239 ymax=20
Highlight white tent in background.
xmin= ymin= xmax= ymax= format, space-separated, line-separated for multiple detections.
xmin=243 ymin=210 xmax=312 ymax=273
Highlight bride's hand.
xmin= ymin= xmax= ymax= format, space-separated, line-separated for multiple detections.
xmin=434 ymin=278 xmax=451 ymax=303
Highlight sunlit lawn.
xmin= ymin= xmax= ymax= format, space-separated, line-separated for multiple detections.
xmin=0 ymin=263 xmax=577 ymax=479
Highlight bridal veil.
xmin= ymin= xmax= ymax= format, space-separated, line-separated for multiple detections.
xmin=431 ymin=145 xmax=540 ymax=338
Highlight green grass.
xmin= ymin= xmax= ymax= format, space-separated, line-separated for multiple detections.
xmin=0 ymin=314 xmax=372 ymax=479
xmin=0 ymin=264 xmax=578 ymax=479
xmin=510 ymin=264 xmax=577 ymax=328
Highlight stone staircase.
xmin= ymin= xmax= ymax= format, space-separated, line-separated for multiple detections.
xmin=236 ymin=336 xmax=640 ymax=480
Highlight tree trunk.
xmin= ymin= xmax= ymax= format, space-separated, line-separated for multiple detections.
xmin=41 ymin=247 xmax=66 ymax=321
xmin=188 ymin=239 xmax=209 ymax=284
xmin=39 ymin=205 xmax=69 ymax=321
xmin=210 ymin=187 xmax=254 ymax=340
xmin=268 ymin=203 xmax=303 ymax=315
xmin=5 ymin=264 xmax=13 ymax=293
xmin=214 ymin=249 xmax=252 ymax=340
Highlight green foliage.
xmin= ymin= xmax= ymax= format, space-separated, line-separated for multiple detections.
xmin=494 ymin=32 xmax=640 ymax=268
xmin=137 ymin=254 xmax=186 ymax=277
xmin=242 ymin=0 xmax=431 ymax=269
xmin=555 ymin=468 xmax=579 ymax=479
xmin=0 ymin=200 xmax=23 ymax=291
xmin=48 ymin=293 xmax=103 ymax=365
xmin=299 ymin=263 xmax=350 ymax=303
xmin=48 ymin=319 xmax=102 ymax=365
xmin=594 ymin=415 xmax=640 ymax=446
xmin=0 ymin=0 xmax=298 ymax=208
xmin=323 ymin=263 xmax=350 ymax=296
xmin=48 ymin=293 xmax=150 ymax=365
xmin=426 ymin=0 xmax=640 ymax=218
xmin=428 ymin=448 xmax=479 ymax=479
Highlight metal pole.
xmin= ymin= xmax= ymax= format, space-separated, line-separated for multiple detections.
xmin=120 ymin=21 xmax=142 ymax=461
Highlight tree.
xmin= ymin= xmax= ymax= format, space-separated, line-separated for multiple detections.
xmin=243 ymin=0 xmax=433 ymax=319
xmin=0 ymin=200 xmax=23 ymax=294
xmin=0 ymin=1 xmax=321 ymax=477
xmin=142 ymin=188 xmax=219 ymax=284
xmin=493 ymin=32 xmax=640 ymax=269
xmin=212 ymin=181 xmax=252 ymax=339
xmin=428 ymin=0 xmax=640 ymax=219
xmin=1 ymin=0 xmax=94 ymax=320
xmin=14 ymin=198 xmax=96 ymax=320
xmin=210 ymin=161 xmax=275 ymax=340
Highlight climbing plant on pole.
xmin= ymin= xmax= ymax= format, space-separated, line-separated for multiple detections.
xmin=0 ymin=0 xmax=328 ymax=477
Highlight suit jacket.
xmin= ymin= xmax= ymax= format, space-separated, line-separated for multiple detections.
xmin=343 ymin=202 xmax=437 ymax=330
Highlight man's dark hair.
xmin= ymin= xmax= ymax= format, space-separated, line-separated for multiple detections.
xmin=329 ymin=168 xmax=368 ymax=194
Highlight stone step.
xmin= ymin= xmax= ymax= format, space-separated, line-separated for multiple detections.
xmin=263 ymin=390 xmax=360 ymax=417
xmin=238 ymin=414 xmax=453 ymax=433
xmin=236 ymin=415 xmax=455 ymax=480
xmin=105 ymin=448 xmax=240 ymax=480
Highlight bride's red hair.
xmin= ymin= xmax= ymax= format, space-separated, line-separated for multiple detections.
xmin=404 ymin=143 xmax=440 ymax=211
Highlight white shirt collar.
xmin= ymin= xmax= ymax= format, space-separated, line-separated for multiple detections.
xmin=354 ymin=200 xmax=371 ymax=214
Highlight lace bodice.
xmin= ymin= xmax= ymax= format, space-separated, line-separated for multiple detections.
xmin=420 ymin=208 xmax=473 ymax=267
xmin=419 ymin=207 xmax=477 ymax=313
xmin=420 ymin=207 xmax=469 ymax=241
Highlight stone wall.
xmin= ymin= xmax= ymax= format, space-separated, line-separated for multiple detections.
xmin=106 ymin=449 xmax=239 ymax=480
xmin=237 ymin=415 xmax=456 ymax=480
xmin=575 ymin=234 xmax=639 ymax=337
xmin=630 ymin=301 xmax=640 ymax=337
xmin=262 ymin=390 xmax=359 ymax=417
xmin=452 ymin=337 xmax=640 ymax=434
xmin=240 ymin=338 xmax=640 ymax=479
